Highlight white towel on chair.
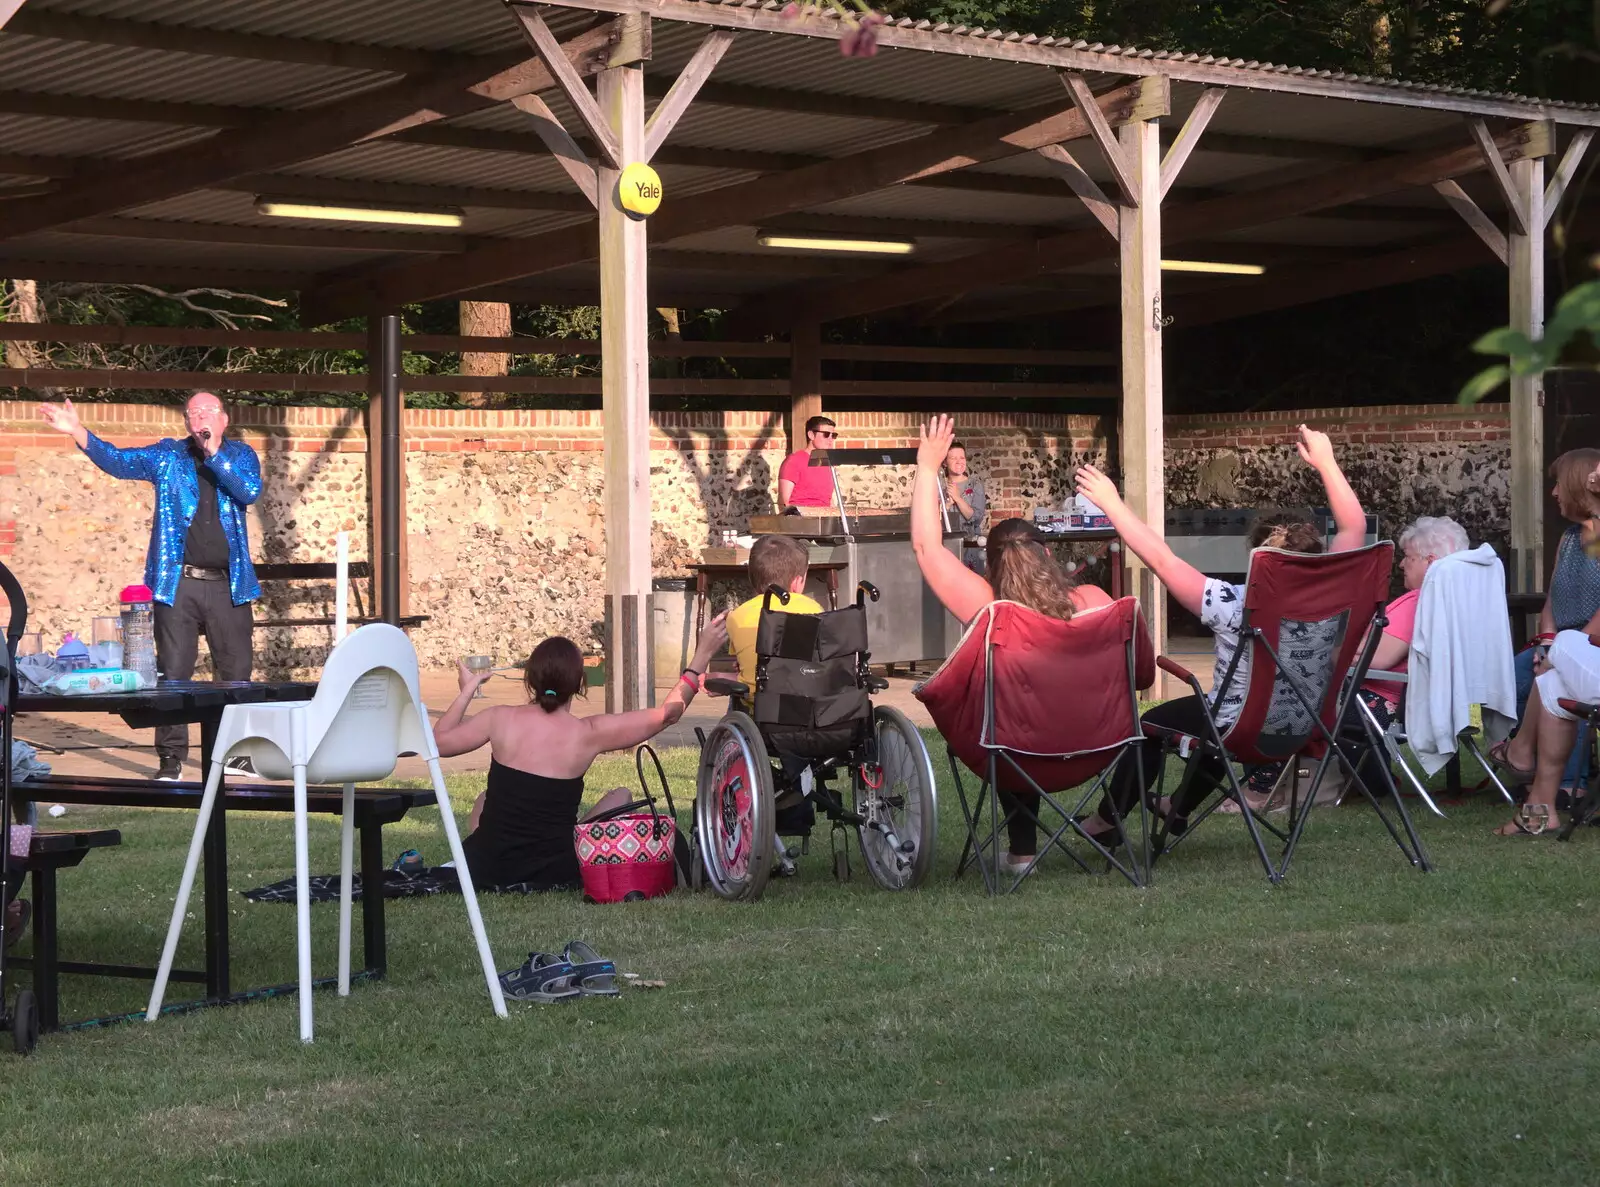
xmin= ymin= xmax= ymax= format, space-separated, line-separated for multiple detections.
xmin=1407 ymin=545 xmax=1517 ymax=775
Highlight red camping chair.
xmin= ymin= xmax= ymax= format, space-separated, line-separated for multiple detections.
xmin=915 ymin=598 xmax=1156 ymax=894
xmin=1148 ymin=543 xmax=1430 ymax=882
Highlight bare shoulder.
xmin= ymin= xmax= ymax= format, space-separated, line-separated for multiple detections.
xmin=1072 ymin=583 xmax=1114 ymax=610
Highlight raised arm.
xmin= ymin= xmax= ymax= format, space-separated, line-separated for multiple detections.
xmin=41 ymin=400 xmax=162 ymax=482
xmin=432 ymin=662 xmax=496 ymax=757
xmin=1075 ymin=464 xmax=1208 ymax=617
xmin=1296 ymin=425 xmax=1365 ymax=553
xmin=912 ymin=416 xmax=995 ymax=624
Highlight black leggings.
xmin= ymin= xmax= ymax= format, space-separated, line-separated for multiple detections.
xmin=1108 ymin=691 xmax=1399 ymax=821
xmin=999 ymin=757 xmax=1146 ymax=857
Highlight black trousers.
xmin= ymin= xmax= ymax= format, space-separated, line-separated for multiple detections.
xmin=1108 ymin=691 xmax=1399 ymax=820
xmin=153 ymin=575 xmax=254 ymax=764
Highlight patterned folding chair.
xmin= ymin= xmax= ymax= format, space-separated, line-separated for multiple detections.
xmin=915 ymin=598 xmax=1156 ymax=894
xmin=1148 ymin=543 xmax=1430 ymax=882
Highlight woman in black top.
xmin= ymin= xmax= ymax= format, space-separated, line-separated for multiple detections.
xmin=433 ymin=617 xmax=727 ymax=890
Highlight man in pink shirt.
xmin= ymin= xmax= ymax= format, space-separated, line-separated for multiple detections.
xmin=778 ymin=415 xmax=840 ymax=511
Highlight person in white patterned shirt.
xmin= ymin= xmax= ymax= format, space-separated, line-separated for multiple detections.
xmin=1076 ymin=425 xmax=1368 ymax=830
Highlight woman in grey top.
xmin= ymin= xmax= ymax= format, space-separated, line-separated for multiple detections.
xmin=943 ymin=441 xmax=988 ymax=574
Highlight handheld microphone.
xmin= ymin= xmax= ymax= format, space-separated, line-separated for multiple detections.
xmin=199 ymin=429 xmax=212 ymax=441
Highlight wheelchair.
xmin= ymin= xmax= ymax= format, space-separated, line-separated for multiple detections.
xmin=693 ymin=582 xmax=938 ymax=903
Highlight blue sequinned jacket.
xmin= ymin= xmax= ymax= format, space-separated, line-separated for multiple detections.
xmin=81 ymin=432 xmax=262 ymax=606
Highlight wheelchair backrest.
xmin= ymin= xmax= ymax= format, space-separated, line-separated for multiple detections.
xmin=752 ymin=601 xmax=872 ymax=740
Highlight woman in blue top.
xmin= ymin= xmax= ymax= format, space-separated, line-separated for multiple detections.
xmin=1503 ymin=448 xmax=1600 ymax=796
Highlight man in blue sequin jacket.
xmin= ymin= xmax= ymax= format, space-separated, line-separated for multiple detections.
xmin=40 ymin=392 xmax=261 ymax=781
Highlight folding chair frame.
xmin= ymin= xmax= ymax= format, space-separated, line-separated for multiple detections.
xmin=1147 ymin=588 xmax=1432 ymax=882
xmin=1348 ymin=672 xmax=1513 ymax=818
xmin=950 ymin=628 xmax=1150 ymax=894
xmin=1556 ymin=698 xmax=1600 ymax=841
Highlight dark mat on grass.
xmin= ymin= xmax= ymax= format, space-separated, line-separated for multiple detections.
xmin=241 ymin=868 xmax=577 ymax=902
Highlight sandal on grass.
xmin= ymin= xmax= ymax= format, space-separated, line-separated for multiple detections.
xmin=499 ymin=952 xmax=581 ymax=1003
xmin=1487 ymin=739 xmax=1537 ymax=784
xmin=1495 ymin=804 xmax=1555 ymax=837
xmin=563 ymin=940 xmax=620 ymax=997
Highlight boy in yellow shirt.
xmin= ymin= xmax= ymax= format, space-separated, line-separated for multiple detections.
xmin=726 ymin=535 xmax=822 ymax=686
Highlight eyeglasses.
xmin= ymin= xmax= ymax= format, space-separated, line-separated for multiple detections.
xmin=814 ymin=430 xmax=838 ymax=439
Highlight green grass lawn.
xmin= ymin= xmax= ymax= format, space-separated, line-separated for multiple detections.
xmin=1 ymin=740 xmax=1597 ymax=1186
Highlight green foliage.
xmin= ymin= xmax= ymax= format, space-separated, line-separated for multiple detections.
xmin=908 ymin=0 xmax=1600 ymax=100
xmin=1458 ymin=276 xmax=1600 ymax=403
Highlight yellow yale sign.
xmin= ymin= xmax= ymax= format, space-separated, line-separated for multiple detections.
xmin=618 ymin=162 xmax=663 ymax=218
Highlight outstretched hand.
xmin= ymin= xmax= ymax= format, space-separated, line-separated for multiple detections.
xmin=917 ymin=415 xmax=956 ymax=471
xmin=690 ymin=611 xmax=730 ymax=671
xmin=1074 ymin=463 xmax=1121 ymax=510
xmin=38 ymin=399 xmax=82 ymax=437
xmin=1296 ymin=424 xmax=1336 ymax=472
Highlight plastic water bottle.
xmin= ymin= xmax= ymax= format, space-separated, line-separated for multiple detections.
xmin=120 ymin=583 xmax=158 ymax=687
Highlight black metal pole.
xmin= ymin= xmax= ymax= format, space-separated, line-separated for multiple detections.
xmin=379 ymin=313 xmax=401 ymax=626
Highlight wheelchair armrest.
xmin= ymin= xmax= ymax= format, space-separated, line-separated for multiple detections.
xmin=703 ymin=677 xmax=749 ymax=699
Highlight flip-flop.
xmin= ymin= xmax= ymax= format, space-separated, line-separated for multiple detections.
xmin=1487 ymin=740 xmax=1537 ymax=784
xmin=563 ymin=940 xmax=620 ymax=997
xmin=498 ymin=952 xmax=581 ymax=1003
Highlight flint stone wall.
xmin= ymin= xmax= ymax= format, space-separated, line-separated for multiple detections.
xmin=0 ymin=401 xmax=1508 ymax=677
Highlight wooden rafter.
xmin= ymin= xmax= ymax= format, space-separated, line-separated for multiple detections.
xmin=298 ymin=76 xmax=1167 ymax=323
xmin=642 ymin=29 xmax=735 ymax=162
xmin=1430 ymin=180 xmax=1508 ymax=264
xmin=510 ymin=6 xmax=621 ymax=168
xmin=733 ymin=120 xmax=1555 ymax=328
xmin=509 ymin=93 xmax=599 ymax=207
xmin=0 ymin=20 xmax=621 ymax=245
xmin=1544 ymin=130 xmax=1595 ymax=227
xmin=1061 ymin=73 xmax=1139 ymax=206
xmin=1160 ymin=88 xmax=1225 ymax=200
xmin=1469 ymin=118 xmax=1532 ymax=234
xmin=1034 ymin=143 xmax=1118 ymax=238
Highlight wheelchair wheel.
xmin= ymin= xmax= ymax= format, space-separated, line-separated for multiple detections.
xmin=695 ymin=713 xmax=776 ymax=902
xmin=856 ymin=706 xmax=938 ymax=891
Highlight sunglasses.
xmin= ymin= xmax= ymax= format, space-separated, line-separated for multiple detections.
xmin=814 ymin=430 xmax=838 ymax=439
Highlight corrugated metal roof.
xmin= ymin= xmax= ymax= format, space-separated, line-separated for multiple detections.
xmin=0 ymin=0 xmax=1590 ymax=318
xmin=31 ymin=0 xmax=531 ymax=54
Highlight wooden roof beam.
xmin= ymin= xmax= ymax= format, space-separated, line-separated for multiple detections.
xmin=1430 ymin=179 xmax=1508 ymax=264
xmin=0 ymin=19 xmax=621 ymax=244
xmin=296 ymin=75 xmax=1168 ymax=323
xmin=733 ymin=120 xmax=1555 ymax=328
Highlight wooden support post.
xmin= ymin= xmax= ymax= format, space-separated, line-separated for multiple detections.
xmin=1118 ymin=114 xmax=1166 ymax=678
xmin=598 ymin=47 xmax=652 ymax=712
xmin=1508 ymin=155 xmax=1546 ymax=594
xmin=366 ymin=315 xmax=408 ymax=623
xmin=789 ymin=322 xmax=822 ymax=456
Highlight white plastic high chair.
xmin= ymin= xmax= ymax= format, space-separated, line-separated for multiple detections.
xmin=146 ymin=623 xmax=508 ymax=1041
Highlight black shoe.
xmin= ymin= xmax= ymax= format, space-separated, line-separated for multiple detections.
xmin=156 ymin=758 xmax=183 ymax=782
xmin=223 ymin=755 xmax=256 ymax=779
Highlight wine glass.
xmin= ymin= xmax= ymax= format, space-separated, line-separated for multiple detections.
xmin=463 ymin=654 xmax=493 ymax=699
